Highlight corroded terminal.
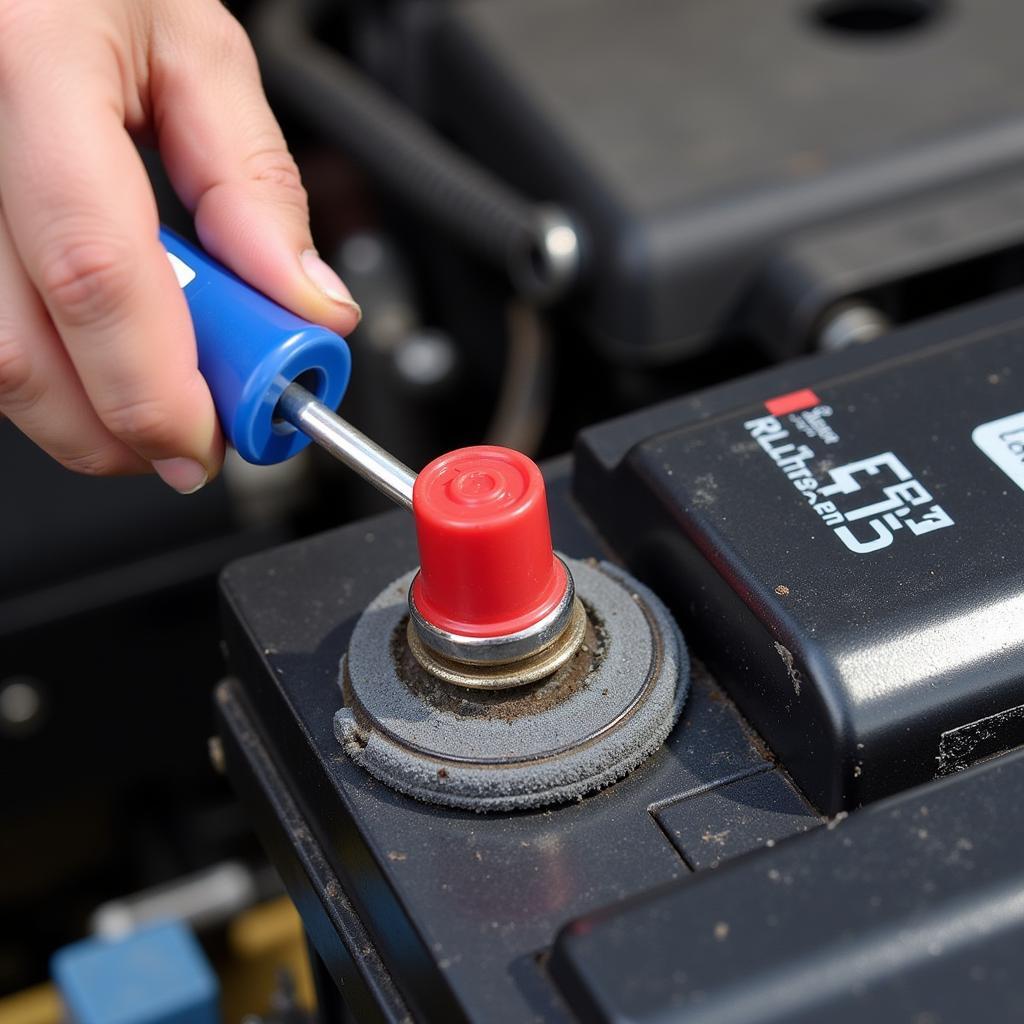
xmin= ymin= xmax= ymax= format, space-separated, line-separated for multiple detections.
xmin=331 ymin=445 xmax=689 ymax=810
xmin=407 ymin=446 xmax=584 ymax=677
xmin=407 ymin=588 xmax=588 ymax=689
xmin=335 ymin=558 xmax=690 ymax=812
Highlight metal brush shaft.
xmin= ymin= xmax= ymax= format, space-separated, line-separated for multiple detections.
xmin=276 ymin=382 xmax=416 ymax=511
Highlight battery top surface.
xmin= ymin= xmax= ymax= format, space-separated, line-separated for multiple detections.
xmin=577 ymin=294 xmax=1024 ymax=811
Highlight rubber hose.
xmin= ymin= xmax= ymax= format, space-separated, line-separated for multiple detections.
xmin=249 ymin=0 xmax=580 ymax=302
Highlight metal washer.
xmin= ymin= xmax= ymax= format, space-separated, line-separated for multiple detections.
xmin=335 ymin=558 xmax=690 ymax=812
xmin=406 ymin=595 xmax=588 ymax=689
xmin=407 ymin=555 xmax=581 ymax=672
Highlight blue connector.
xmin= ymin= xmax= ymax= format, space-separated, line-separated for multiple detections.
xmin=51 ymin=920 xmax=219 ymax=1024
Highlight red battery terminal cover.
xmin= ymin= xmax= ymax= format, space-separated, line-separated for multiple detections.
xmin=411 ymin=446 xmax=568 ymax=639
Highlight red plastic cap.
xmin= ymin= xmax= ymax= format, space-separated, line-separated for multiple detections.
xmin=411 ymin=446 xmax=567 ymax=638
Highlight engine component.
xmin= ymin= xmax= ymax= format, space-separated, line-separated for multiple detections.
xmin=249 ymin=0 xmax=582 ymax=304
xmin=52 ymin=922 xmax=219 ymax=1024
xmin=293 ymin=0 xmax=1024 ymax=357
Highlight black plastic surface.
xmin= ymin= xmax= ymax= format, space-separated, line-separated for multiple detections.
xmin=219 ymin=295 xmax=1024 ymax=1020
xmin=576 ymin=291 xmax=1024 ymax=812
xmin=552 ymin=747 xmax=1024 ymax=1024
xmin=654 ymin=769 xmax=818 ymax=871
xmin=417 ymin=0 xmax=1024 ymax=356
xmin=217 ymin=468 xmax=817 ymax=1023
xmin=0 ymin=421 xmax=232 ymax=603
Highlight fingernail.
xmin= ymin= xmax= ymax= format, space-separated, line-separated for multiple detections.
xmin=300 ymin=249 xmax=360 ymax=311
xmin=153 ymin=457 xmax=208 ymax=495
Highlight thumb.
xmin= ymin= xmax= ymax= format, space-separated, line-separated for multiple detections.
xmin=150 ymin=3 xmax=360 ymax=334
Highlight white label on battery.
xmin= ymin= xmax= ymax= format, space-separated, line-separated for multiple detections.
xmin=973 ymin=411 xmax=1024 ymax=493
xmin=166 ymin=251 xmax=196 ymax=288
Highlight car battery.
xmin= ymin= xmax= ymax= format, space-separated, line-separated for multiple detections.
xmin=576 ymin=288 xmax=1024 ymax=813
xmin=215 ymin=289 xmax=1024 ymax=1021
xmin=216 ymin=472 xmax=821 ymax=1023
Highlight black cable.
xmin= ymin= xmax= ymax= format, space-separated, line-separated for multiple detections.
xmin=249 ymin=0 xmax=582 ymax=303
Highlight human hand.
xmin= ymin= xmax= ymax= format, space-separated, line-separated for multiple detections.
xmin=0 ymin=0 xmax=360 ymax=492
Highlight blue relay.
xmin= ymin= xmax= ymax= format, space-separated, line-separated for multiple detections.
xmin=51 ymin=921 xmax=219 ymax=1024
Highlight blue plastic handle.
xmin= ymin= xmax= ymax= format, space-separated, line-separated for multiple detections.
xmin=160 ymin=227 xmax=351 ymax=465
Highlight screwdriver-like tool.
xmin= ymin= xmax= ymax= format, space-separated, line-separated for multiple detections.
xmin=163 ymin=226 xmax=581 ymax=682
xmin=161 ymin=227 xmax=415 ymax=510
xmin=276 ymin=383 xmax=415 ymax=511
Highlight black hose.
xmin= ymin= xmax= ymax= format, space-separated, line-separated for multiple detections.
xmin=249 ymin=0 xmax=581 ymax=303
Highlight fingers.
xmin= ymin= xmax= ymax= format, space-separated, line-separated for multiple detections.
xmin=151 ymin=1 xmax=361 ymax=336
xmin=0 ymin=209 xmax=148 ymax=476
xmin=0 ymin=1 xmax=223 ymax=490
